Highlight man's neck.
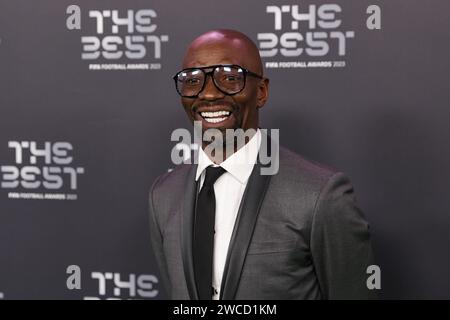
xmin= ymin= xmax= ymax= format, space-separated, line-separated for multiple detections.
xmin=201 ymin=129 xmax=258 ymax=164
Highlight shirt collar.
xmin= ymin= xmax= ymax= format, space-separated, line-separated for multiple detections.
xmin=195 ymin=129 xmax=261 ymax=185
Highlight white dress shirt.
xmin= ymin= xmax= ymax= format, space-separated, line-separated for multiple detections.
xmin=195 ymin=129 xmax=261 ymax=300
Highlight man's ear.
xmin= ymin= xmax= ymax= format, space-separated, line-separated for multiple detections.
xmin=257 ymin=78 xmax=270 ymax=108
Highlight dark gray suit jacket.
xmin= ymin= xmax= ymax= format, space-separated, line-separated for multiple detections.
xmin=148 ymin=142 xmax=376 ymax=300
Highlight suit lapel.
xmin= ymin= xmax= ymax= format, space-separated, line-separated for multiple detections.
xmin=182 ymin=131 xmax=275 ymax=300
xmin=180 ymin=164 xmax=199 ymax=300
xmin=220 ymin=132 xmax=273 ymax=300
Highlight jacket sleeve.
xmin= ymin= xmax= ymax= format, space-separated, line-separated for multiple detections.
xmin=310 ymin=172 xmax=378 ymax=299
xmin=148 ymin=175 xmax=172 ymax=298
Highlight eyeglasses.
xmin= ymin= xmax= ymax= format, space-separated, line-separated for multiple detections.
xmin=173 ymin=64 xmax=263 ymax=98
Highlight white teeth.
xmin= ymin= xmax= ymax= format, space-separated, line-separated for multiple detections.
xmin=200 ymin=110 xmax=231 ymax=124
xmin=200 ymin=110 xmax=230 ymax=118
xmin=204 ymin=117 xmax=227 ymax=123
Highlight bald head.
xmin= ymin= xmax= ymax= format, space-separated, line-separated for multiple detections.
xmin=182 ymin=29 xmax=263 ymax=76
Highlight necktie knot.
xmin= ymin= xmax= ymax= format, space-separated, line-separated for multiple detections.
xmin=203 ymin=166 xmax=226 ymax=189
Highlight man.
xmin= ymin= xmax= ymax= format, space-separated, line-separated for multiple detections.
xmin=149 ymin=29 xmax=376 ymax=300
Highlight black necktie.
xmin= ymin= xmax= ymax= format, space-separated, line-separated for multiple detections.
xmin=194 ymin=165 xmax=226 ymax=300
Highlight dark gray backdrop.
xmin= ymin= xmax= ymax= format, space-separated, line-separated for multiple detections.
xmin=0 ymin=0 xmax=449 ymax=299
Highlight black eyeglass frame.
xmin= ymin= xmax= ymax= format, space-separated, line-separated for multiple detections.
xmin=172 ymin=64 xmax=264 ymax=98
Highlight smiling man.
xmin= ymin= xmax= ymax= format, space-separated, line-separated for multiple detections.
xmin=149 ymin=29 xmax=377 ymax=300
xmin=175 ymin=29 xmax=269 ymax=163
xmin=179 ymin=29 xmax=267 ymax=129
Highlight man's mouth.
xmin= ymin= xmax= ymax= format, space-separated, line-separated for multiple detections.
xmin=200 ymin=110 xmax=231 ymax=123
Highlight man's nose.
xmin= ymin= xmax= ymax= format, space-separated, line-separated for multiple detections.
xmin=198 ymin=74 xmax=224 ymax=100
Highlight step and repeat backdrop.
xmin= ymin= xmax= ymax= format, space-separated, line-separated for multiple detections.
xmin=0 ymin=0 xmax=449 ymax=299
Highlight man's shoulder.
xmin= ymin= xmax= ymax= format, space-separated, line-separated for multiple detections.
xmin=278 ymin=145 xmax=338 ymax=179
xmin=148 ymin=164 xmax=195 ymax=217
xmin=273 ymin=145 xmax=340 ymax=193
xmin=150 ymin=164 xmax=193 ymax=195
